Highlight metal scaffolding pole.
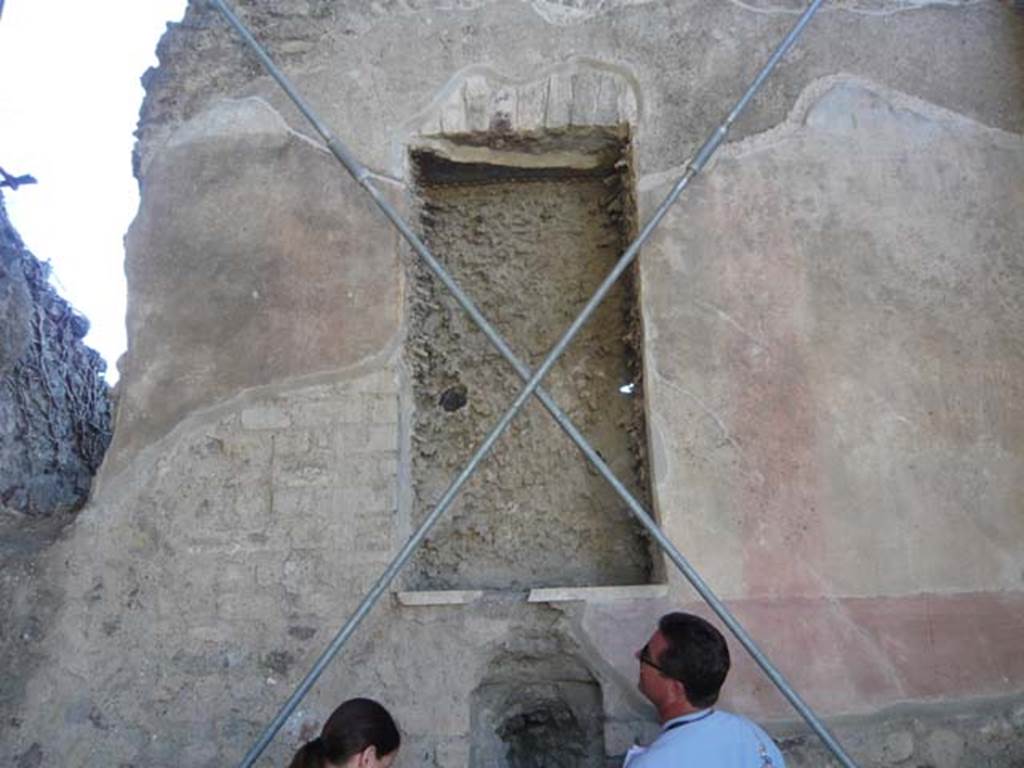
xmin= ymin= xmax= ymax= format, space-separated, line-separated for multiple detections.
xmin=206 ymin=2 xmax=856 ymax=766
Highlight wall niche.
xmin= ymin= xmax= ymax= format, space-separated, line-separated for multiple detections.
xmin=405 ymin=127 xmax=655 ymax=590
xmin=469 ymin=644 xmax=606 ymax=768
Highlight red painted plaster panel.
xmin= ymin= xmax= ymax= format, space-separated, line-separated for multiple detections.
xmin=581 ymin=590 xmax=1024 ymax=719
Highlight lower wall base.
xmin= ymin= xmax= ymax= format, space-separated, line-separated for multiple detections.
xmin=5 ymin=365 xmax=1021 ymax=767
xmin=773 ymin=695 xmax=1024 ymax=768
xmin=596 ymin=696 xmax=1024 ymax=768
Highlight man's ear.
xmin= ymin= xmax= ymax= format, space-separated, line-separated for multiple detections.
xmin=667 ymin=677 xmax=690 ymax=705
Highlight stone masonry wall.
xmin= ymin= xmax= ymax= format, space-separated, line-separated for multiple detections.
xmin=0 ymin=195 xmax=111 ymax=518
xmin=407 ymin=155 xmax=653 ymax=590
xmin=4 ymin=369 xmax=405 ymax=766
xmin=0 ymin=194 xmax=113 ymax=764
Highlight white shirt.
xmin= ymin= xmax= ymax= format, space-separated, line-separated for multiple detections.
xmin=622 ymin=709 xmax=786 ymax=768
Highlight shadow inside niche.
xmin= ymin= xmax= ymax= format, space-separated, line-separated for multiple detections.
xmin=470 ymin=646 xmax=606 ymax=768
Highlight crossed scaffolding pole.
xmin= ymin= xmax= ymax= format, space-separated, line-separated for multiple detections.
xmin=205 ymin=1 xmax=856 ymax=766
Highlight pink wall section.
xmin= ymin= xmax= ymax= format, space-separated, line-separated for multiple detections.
xmin=582 ymin=590 xmax=1024 ymax=718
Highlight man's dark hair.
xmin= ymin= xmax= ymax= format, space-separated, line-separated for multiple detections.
xmin=656 ymin=612 xmax=731 ymax=708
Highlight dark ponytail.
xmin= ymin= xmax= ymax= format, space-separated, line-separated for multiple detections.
xmin=288 ymin=698 xmax=400 ymax=768
xmin=287 ymin=736 xmax=328 ymax=768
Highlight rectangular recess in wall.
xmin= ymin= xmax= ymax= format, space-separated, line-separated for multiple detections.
xmin=405 ymin=127 xmax=655 ymax=590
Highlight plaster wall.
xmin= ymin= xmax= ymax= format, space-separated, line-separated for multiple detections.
xmin=3 ymin=2 xmax=1023 ymax=766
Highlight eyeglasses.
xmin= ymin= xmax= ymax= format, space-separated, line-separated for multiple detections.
xmin=638 ymin=642 xmax=664 ymax=673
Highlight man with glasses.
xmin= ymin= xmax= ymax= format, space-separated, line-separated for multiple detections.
xmin=625 ymin=612 xmax=786 ymax=767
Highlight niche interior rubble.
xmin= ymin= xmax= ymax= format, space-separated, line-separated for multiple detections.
xmin=405 ymin=127 xmax=656 ymax=590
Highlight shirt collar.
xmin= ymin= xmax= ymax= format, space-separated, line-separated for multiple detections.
xmin=662 ymin=709 xmax=713 ymax=731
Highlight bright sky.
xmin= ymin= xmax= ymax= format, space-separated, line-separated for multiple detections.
xmin=0 ymin=0 xmax=188 ymax=384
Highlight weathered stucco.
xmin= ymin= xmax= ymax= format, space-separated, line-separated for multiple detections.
xmin=645 ymin=77 xmax=1024 ymax=600
xmin=113 ymin=99 xmax=403 ymax=472
xmin=3 ymin=1 xmax=1023 ymax=766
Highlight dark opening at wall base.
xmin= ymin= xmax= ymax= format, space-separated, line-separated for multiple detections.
xmin=470 ymin=644 xmax=607 ymax=768
xmin=405 ymin=126 xmax=655 ymax=591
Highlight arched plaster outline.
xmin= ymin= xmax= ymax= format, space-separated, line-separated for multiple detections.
xmin=527 ymin=0 xmax=985 ymax=25
xmin=638 ymin=73 xmax=1024 ymax=193
xmin=388 ymin=56 xmax=643 ymax=177
xmin=163 ymin=96 xmax=328 ymax=155
xmin=94 ymin=344 xmax=403 ymax=500
xmin=723 ymin=0 xmax=983 ymax=17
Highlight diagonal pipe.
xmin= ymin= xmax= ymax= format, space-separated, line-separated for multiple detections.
xmin=207 ymin=1 xmax=855 ymax=766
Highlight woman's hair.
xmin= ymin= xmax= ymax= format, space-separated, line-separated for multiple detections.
xmin=288 ymin=698 xmax=400 ymax=768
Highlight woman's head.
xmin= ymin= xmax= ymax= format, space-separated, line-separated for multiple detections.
xmin=288 ymin=698 xmax=400 ymax=768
